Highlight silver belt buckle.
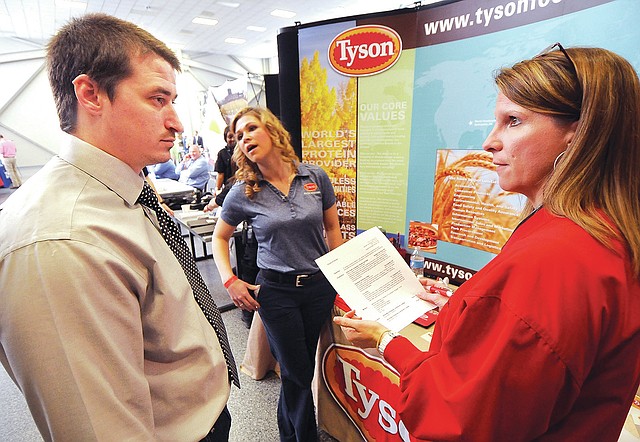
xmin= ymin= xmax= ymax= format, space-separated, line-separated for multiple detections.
xmin=295 ymin=274 xmax=310 ymax=287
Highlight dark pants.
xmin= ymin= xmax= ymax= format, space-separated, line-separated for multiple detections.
xmin=256 ymin=271 xmax=336 ymax=442
xmin=200 ymin=406 xmax=232 ymax=442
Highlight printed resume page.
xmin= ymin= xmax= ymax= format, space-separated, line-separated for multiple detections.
xmin=316 ymin=227 xmax=435 ymax=331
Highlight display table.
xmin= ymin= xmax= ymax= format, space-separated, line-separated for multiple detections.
xmin=151 ymin=177 xmax=194 ymax=199
xmin=172 ymin=211 xmax=248 ymax=313
xmin=173 ymin=210 xmax=216 ymax=261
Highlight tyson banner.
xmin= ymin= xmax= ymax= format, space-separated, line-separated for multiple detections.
xmin=322 ymin=344 xmax=414 ymax=441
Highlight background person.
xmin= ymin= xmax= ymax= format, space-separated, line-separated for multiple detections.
xmin=335 ymin=45 xmax=640 ymax=441
xmin=153 ymin=158 xmax=180 ymax=180
xmin=177 ymin=144 xmax=210 ymax=191
xmin=0 ymin=134 xmax=23 ymax=188
xmin=214 ymin=126 xmax=237 ymax=197
xmin=0 ymin=13 xmax=235 ymax=441
xmin=193 ymin=130 xmax=204 ymax=149
xmin=179 ymin=131 xmax=189 ymax=157
xmin=211 ymin=107 xmax=343 ymax=442
xmin=204 ymin=127 xmax=236 ymax=213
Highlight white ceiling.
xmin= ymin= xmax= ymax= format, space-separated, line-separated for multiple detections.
xmin=0 ymin=0 xmax=442 ymax=61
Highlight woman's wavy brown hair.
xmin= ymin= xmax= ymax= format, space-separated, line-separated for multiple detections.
xmin=495 ymin=47 xmax=640 ymax=278
xmin=230 ymin=107 xmax=300 ymax=199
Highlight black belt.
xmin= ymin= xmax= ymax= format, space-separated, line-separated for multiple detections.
xmin=260 ymin=269 xmax=325 ymax=287
xmin=200 ymin=406 xmax=231 ymax=441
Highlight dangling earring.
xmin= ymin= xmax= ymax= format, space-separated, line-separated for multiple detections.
xmin=553 ymin=150 xmax=566 ymax=170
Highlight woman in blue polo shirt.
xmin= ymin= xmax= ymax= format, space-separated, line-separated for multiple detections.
xmin=211 ymin=107 xmax=343 ymax=442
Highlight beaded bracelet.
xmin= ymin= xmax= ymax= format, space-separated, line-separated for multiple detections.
xmin=223 ymin=275 xmax=238 ymax=289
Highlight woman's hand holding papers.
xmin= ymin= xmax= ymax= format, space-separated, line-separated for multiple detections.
xmin=333 ymin=310 xmax=388 ymax=349
xmin=334 ymin=277 xmax=452 ymax=349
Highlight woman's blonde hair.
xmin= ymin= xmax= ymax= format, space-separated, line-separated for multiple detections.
xmin=495 ymin=47 xmax=640 ymax=278
xmin=230 ymin=107 xmax=299 ymax=199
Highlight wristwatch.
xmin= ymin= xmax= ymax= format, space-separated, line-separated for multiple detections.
xmin=377 ymin=330 xmax=400 ymax=356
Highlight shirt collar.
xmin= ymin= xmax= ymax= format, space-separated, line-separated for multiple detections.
xmin=294 ymin=162 xmax=312 ymax=177
xmin=58 ymin=134 xmax=144 ymax=206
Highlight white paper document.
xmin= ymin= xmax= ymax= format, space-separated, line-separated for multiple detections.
xmin=316 ymin=227 xmax=435 ymax=332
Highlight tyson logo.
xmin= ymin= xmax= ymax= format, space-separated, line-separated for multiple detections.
xmin=322 ymin=344 xmax=414 ymax=441
xmin=328 ymin=25 xmax=402 ymax=77
xmin=304 ymin=182 xmax=318 ymax=192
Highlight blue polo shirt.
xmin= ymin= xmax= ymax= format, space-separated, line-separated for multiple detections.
xmin=220 ymin=162 xmax=336 ymax=273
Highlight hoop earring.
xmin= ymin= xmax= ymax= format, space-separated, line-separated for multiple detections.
xmin=553 ymin=150 xmax=566 ymax=170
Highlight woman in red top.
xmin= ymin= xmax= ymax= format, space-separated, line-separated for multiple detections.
xmin=335 ymin=45 xmax=640 ymax=441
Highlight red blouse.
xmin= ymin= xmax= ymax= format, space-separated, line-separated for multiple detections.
xmin=385 ymin=208 xmax=640 ymax=441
